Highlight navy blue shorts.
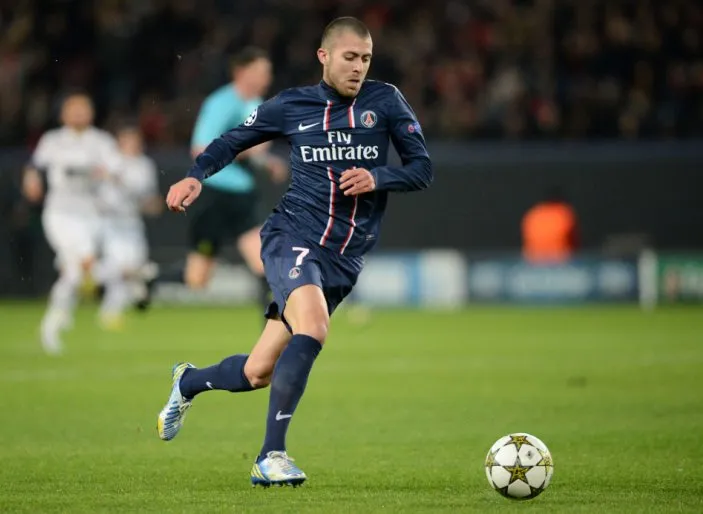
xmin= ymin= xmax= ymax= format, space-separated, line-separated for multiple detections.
xmin=260 ymin=228 xmax=364 ymax=328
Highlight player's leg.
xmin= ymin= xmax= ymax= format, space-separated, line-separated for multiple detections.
xmin=237 ymin=226 xmax=264 ymax=276
xmin=179 ymin=318 xmax=291 ymax=397
xmin=40 ymin=212 xmax=97 ymax=354
xmin=260 ymin=284 xmax=328 ymax=457
xmin=183 ymin=189 xmax=227 ymax=289
xmin=251 ymin=233 xmax=344 ymax=486
xmin=184 ymin=251 xmax=216 ymax=289
xmin=236 ymin=225 xmax=272 ymax=316
xmin=252 ymin=245 xmax=362 ymax=486
xmin=253 ymin=285 xmax=326 ymax=478
xmin=157 ymin=318 xmax=291 ymax=441
xmin=136 ymin=194 xmax=220 ymax=310
xmin=98 ymin=222 xmax=147 ymax=329
xmin=229 ymin=191 xmax=270 ymax=316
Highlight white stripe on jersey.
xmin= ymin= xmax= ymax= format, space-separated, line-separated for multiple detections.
xmin=319 ymin=167 xmax=336 ymax=247
xmin=339 ymin=195 xmax=358 ymax=254
xmin=347 ymin=99 xmax=356 ymax=128
xmin=323 ymin=100 xmax=332 ymax=131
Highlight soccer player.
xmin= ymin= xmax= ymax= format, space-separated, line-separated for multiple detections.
xmin=157 ymin=17 xmax=432 ymax=486
xmin=96 ymin=125 xmax=161 ymax=329
xmin=141 ymin=47 xmax=286 ymax=312
xmin=22 ymin=93 xmax=122 ymax=354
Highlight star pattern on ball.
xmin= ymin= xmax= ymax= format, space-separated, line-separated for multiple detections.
xmin=537 ymin=448 xmax=553 ymax=468
xmin=504 ymin=458 xmax=530 ymax=484
xmin=508 ymin=434 xmax=531 ymax=452
xmin=485 ymin=448 xmax=499 ymax=468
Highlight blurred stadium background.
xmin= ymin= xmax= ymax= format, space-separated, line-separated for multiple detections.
xmin=1 ymin=1 xmax=702 ymax=512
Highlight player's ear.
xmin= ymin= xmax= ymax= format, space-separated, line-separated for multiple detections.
xmin=317 ymin=47 xmax=328 ymax=66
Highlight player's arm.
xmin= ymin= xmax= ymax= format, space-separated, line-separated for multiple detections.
xmin=167 ymin=95 xmax=286 ymax=211
xmin=188 ymin=95 xmax=285 ymax=181
xmin=22 ymin=134 xmax=53 ymax=203
xmin=192 ymin=99 xmax=287 ymax=183
xmin=340 ymin=87 xmax=432 ymax=195
xmin=371 ymin=88 xmax=432 ymax=192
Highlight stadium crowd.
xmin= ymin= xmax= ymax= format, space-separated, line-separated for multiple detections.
xmin=0 ymin=0 xmax=701 ymax=145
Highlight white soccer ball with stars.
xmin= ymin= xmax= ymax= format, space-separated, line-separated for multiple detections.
xmin=485 ymin=432 xmax=554 ymax=500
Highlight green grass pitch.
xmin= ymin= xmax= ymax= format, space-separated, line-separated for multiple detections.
xmin=1 ymin=302 xmax=702 ymax=513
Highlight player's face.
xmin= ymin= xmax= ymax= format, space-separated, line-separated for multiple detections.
xmin=61 ymin=96 xmax=94 ymax=130
xmin=118 ymin=130 xmax=143 ymax=156
xmin=319 ymin=30 xmax=372 ymax=97
xmin=236 ymin=58 xmax=273 ymax=97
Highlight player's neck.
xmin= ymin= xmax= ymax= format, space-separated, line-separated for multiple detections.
xmin=65 ymin=125 xmax=90 ymax=134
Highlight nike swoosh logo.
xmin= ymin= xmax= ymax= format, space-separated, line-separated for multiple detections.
xmin=298 ymin=122 xmax=320 ymax=131
xmin=206 ymin=381 xmax=214 ymax=389
xmin=275 ymin=410 xmax=293 ymax=421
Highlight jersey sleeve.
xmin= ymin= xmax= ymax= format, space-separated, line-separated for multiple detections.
xmin=31 ymin=133 xmax=54 ymax=169
xmin=370 ymin=87 xmax=433 ymax=192
xmin=186 ymin=94 xmax=285 ymax=181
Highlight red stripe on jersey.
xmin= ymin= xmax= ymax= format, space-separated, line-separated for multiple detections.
xmin=323 ymin=100 xmax=332 ymax=131
xmin=348 ymin=99 xmax=356 ymax=128
xmin=319 ymin=167 xmax=336 ymax=246
xmin=339 ymin=194 xmax=358 ymax=254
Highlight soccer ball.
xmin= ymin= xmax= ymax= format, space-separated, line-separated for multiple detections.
xmin=485 ymin=433 xmax=554 ymax=500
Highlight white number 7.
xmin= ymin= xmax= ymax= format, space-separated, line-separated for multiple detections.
xmin=292 ymin=247 xmax=310 ymax=266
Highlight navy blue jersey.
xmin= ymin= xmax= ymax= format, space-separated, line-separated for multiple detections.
xmin=187 ymin=80 xmax=432 ymax=256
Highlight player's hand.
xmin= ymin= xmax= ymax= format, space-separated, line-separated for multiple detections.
xmin=340 ymin=167 xmax=375 ymax=196
xmin=166 ymin=177 xmax=202 ymax=212
xmin=22 ymin=168 xmax=44 ymax=203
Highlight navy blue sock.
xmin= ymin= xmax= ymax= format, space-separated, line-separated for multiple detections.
xmin=259 ymin=335 xmax=322 ymax=459
xmin=179 ymin=354 xmax=254 ymax=399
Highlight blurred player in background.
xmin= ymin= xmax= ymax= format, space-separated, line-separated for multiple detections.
xmin=22 ymin=93 xmax=122 ymax=355
xmin=157 ymin=17 xmax=432 ymax=486
xmin=96 ymin=125 xmax=161 ymax=329
xmin=141 ymin=47 xmax=287 ymax=313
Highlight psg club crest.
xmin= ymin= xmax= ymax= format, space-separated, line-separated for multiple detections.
xmin=288 ymin=266 xmax=301 ymax=280
xmin=360 ymin=110 xmax=377 ymax=128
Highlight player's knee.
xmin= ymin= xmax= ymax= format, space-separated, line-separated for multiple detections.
xmin=243 ymin=359 xmax=273 ymax=389
xmin=294 ymin=313 xmax=329 ymax=343
xmin=247 ymin=374 xmax=271 ymax=389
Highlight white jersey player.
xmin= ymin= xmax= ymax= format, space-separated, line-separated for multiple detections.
xmin=97 ymin=126 xmax=161 ymax=328
xmin=23 ymin=94 xmax=122 ymax=355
